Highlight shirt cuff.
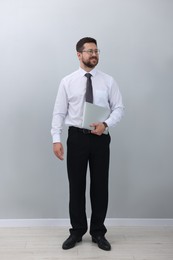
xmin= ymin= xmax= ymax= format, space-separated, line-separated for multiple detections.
xmin=52 ymin=134 xmax=61 ymax=143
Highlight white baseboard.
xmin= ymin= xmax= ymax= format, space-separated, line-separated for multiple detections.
xmin=0 ymin=218 xmax=173 ymax=227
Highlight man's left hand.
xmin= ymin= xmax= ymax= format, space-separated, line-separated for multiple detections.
xmin=90 ymin=122 xmax=106 ymax=136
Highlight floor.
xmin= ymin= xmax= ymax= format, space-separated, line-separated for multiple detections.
xmin=0 ymin=226 xmax=173 ymax=260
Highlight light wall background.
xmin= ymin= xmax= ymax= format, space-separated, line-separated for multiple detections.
xmin=0 ymin=0 xmax=173 ymax=219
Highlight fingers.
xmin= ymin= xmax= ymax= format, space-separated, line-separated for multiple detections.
xmin=90 ymin=122 xmax=105 ymax=135
xmin=56 ymin=152 xmax=64 ymax=160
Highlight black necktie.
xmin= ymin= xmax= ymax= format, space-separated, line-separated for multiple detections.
xmin=85 ymin=73 xmax=93 ymax=103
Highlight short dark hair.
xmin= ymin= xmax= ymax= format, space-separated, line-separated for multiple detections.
xmin=76 ymin=37 xmax=97 ymax=52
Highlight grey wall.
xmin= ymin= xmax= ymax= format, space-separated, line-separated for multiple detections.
xmin=0 ymin=0 xmax=173 ymax=219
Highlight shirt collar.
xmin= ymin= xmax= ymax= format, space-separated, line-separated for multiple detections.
xmin=79 ymin=67 xmax=97 ymax=77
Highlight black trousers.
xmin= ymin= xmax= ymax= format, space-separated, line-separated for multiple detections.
xmin=66 ymin=127 xmax=111 ymax=237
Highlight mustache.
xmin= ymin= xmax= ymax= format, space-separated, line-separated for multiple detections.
xmin=90 ymin=57 xmax=98 ymax=60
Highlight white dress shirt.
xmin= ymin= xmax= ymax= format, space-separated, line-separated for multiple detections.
xmin=51 ymin=67 xmax=124 ymax=143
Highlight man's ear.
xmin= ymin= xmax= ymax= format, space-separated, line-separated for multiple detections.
xmin=77 ymin=52 xmax=81 ymax=60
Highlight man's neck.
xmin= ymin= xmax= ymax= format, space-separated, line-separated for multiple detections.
xmin=80 ymin=64 xmax=95 ymax=72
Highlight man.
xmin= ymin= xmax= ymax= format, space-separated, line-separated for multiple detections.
xmin=51 ymin=37 xmax=124 ymax=251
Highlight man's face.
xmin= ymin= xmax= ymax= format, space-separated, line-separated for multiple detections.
xmin=78 ymin=43 xmax=99 ymax=69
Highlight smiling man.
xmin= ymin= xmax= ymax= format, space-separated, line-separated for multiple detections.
xmin=51 ymin=37 xmax=124 ymax=251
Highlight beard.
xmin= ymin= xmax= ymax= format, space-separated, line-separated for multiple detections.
xmin=82 ymin=57 xmax=99 ymax=68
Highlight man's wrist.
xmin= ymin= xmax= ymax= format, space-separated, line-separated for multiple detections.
xmin=102 ymin=122 xmax=108 ymax=128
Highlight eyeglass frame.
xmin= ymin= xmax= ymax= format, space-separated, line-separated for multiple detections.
xmin=80 ymin=49 xmax=100 ymax=55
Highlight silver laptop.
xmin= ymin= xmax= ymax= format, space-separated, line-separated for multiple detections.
xmin=82 ymin=102 xmax=110 ymax=134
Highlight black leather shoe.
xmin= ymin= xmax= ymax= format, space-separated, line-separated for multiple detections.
xmin=92 ymin=236 xmax=111 ymax=251
xmin=62 ymin=235 xmax=82 ymax=250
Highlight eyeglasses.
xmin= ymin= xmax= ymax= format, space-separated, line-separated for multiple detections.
xmin=81 ymin=49 xmax=100 ymax=55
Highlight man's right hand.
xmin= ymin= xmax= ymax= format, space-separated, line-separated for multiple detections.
xmin=53 ymin=142 xmax=64 ymax=160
